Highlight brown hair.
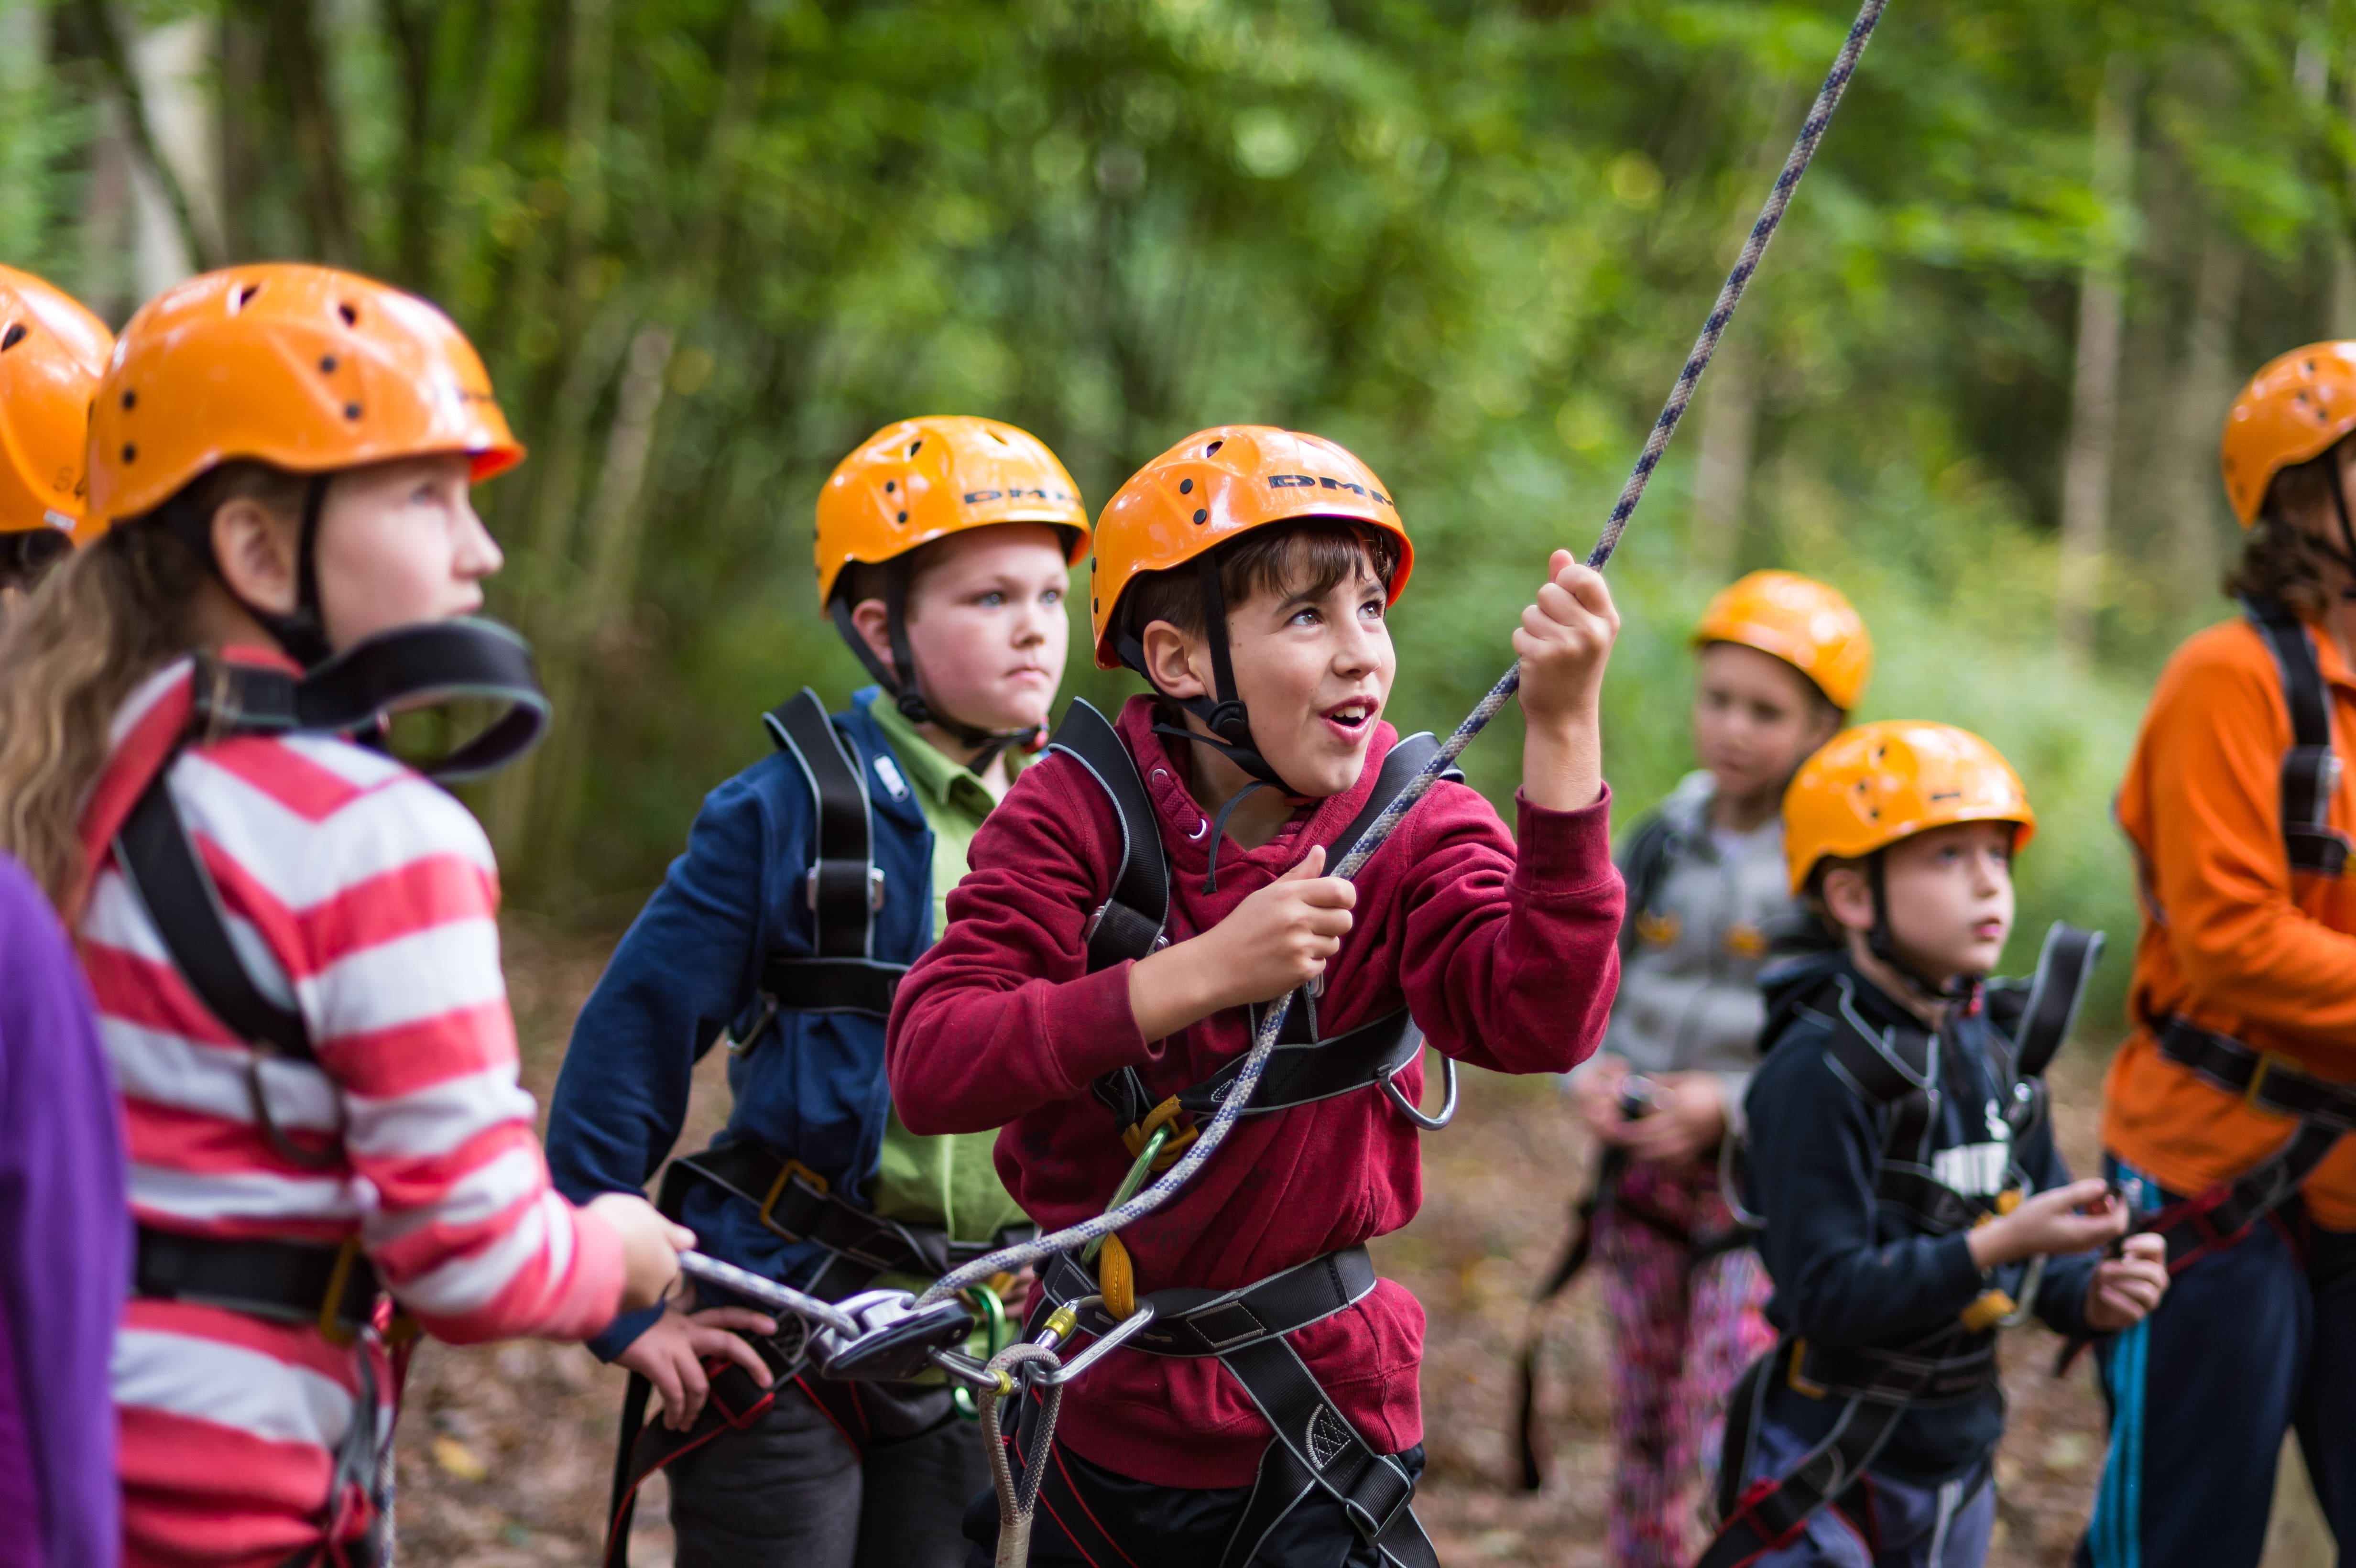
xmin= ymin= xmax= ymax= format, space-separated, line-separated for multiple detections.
xmin=2225 ymin=436 xmax=2355 ymax=619
xmin=0 ymin=461 xmax=306 ymax=913
xmin=1119 ymin=519 xmax=1402 ymax=645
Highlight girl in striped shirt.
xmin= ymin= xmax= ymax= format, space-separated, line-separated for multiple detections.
xmin=0 ymin=265 xmax=687 ymax=1568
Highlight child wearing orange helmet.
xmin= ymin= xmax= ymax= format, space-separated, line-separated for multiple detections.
xmin=543 ymin=417 xmax=1088 ymax=1568
xmin=1543 ymin=571 xmax=1867 ymax=1566
xmin=0 ymin=264 xmax=689 ymax=1568
xmin=2080 ymin=344 xmax=2356 ymax=1567
xmin=0 ymin=264 xmax=112 ymax=595
xmin=887 ymin=425 xmax=1626 ymax=1566
xmin=1696 ymin=724 xmax=2166 ymax=1568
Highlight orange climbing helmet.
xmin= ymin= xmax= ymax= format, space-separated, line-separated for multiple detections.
xmin=1693 ymin=569 xmax=1873 ymax=712
xmin=2221 ymin=343 xmax=2356 ymax=527
xmin=1089 ymin=425 xmax=1413 ymax=671
xmin=1782 ymin=720 xmax=2036 ymax=895
xmin=815 ymin=416 xmax=1088 ymax=605
xmin=0 ymin=265 xmax=112 ymax=541
xmin=85 ymin=263 xmax=524 ymax=536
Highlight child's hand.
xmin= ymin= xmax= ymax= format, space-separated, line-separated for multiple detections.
xmin=588 ymin=1190 xmax=696 ymax=1311
xmin=1515 ymin=551 xmax=1619 ymax=728
xmin=2083 ymin=1233 xmax=2168 ymax=1331
xmin=1570 ymin=1056 xmax=1634 ymax=1145
xmin=1128 ymin=845 xmax=1356 ymax=1040
xmin=1964 ymin=1178 xmax=2128 ymax=1271
xmin=1620 ymin=1072 xmax=1729 ymax=1165
xmin=1515 ymin=550 xmax=1619 ymax=811
xmin=613 ymin=1304 xmax=779 ymax=1430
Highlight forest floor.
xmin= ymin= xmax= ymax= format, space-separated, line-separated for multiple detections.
xmin=392 ymin=918 xmax=2330 ymax=1567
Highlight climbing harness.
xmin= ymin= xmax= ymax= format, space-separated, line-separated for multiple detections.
xmin=1692 ymin=924 xmax=2102 ymax=1568
xmin=629 ymin=0 xmax=1895 ymax=1556
xmin=112 ymin=623 xmax=547 ymax=1568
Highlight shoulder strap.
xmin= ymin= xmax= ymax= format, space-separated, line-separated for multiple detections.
xmin=1321 ymin=731 xmax=1461 ymax=869
xmin=1614 ymin=811 xmax=1682 ymax=962
xmin=2243 ymin=595 xmax=2351 ymax=878
xmin=2009 ymin=922 xmax=2104 ymax=1081
xmin=114 ymin=769 xmax=313 ymax=1063
xmin=1049 ymin=698 xmax=1170 ymax=972
xmin=764 ymin=689 xmax=880 ymax=961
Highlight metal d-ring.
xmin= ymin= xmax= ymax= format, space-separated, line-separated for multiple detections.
xmin=1383 ymin=1050 xmax=1458 ymax=1131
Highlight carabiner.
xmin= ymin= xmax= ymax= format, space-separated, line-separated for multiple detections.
xmin=1383 ymin=1051 xmax=1458 ymax=1131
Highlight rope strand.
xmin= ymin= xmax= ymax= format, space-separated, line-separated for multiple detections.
xmin=919 ymin=0 xmax=1891 ymax=1309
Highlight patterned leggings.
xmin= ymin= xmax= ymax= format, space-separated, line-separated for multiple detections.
xmin=1593 ymin=1155 xmax=1775 ymax=1568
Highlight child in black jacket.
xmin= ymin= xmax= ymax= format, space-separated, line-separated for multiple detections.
xmin=1704 ymin=722 xmax=2168 ymax=1568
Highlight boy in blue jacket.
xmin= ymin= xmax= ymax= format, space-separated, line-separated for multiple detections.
xmin=545 ymin=417 xmax=1089 ymax=1568
xmin=1702 ymin=723 xmax=2169 ymax=1568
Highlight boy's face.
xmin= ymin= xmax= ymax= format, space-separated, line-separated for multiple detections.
xmin=1692 ymin=641 xmax=1838 ymax=808
xmin=1156 ymin=558 xmax=1396 ymax=799
xmin=888 ymin=523 xmax=1070 ymax=737
xmin=1829 ymin=820 xmax=2016 ymax=984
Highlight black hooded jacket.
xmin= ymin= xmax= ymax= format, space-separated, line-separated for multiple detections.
xmin=1740 ymin=950 xmax=2099 ymax=1485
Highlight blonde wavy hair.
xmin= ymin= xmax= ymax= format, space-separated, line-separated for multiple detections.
xmin=0 ymin=462 xmax=305 ymax=915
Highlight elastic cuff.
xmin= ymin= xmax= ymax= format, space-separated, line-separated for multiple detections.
xmin=588 ymin=1301 xmax=665 ymax=1362
xmin=1511 ymin=783 xmax=1618 ymax=895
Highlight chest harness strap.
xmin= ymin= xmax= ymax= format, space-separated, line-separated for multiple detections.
xmin=1024 ymin=1246 xmax=1440 ymax=1568
xmin=1054 ymin=696 xmax=1462 ymax=1147
xmin=112 ymin=622 xmax=549 ymax=1568
xmin=1695 ymin=927 xmax=2099 ymax=1568
xmin=2245 ymin=595 xmax=2352 ymax=878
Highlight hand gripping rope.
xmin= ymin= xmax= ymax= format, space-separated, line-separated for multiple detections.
xmin=671 ymin=0 xmax=1888 ymax=1478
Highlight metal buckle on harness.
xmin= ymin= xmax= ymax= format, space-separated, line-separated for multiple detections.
xmin=1786 ymin=1339 xmax=1829 ymax=1400
xmin=317 ymin=1236 xmax=366 ymax=1346
xmin=756 ymin=1156 xmax=830 ymax=1241
xmin=804 ymin=865 xmax=887 ymax=914
xmin=2245 ymin=1052 xmax=2300 ymax=1116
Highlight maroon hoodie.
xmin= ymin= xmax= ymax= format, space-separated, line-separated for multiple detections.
xmin=886 ymin=696 xmax=1622 ymax=1487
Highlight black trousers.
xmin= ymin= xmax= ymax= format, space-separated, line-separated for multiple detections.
xmin=962 ymin=1426 xmax=1429 ymax=1568
xmin=664 ymin=1378 xmax=990 ymax=1568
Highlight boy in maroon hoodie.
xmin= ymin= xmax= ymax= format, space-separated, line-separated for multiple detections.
xmin=886 ymin=425 xmax=1625 ymax=1567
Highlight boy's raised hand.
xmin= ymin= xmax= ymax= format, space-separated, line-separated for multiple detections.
xmin=2083 ymin=1233 xmax=2169 ymax=1332
xmin=1964 ymin=1177 xmax=2130 ymax=1272
xmin=1128 ymin=845 xmax=1356 ymax=1042
xmin=1515 ymin=549 xmax=1620 ymax=811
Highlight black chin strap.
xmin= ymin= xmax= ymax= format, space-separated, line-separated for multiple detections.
xmin=2325 ymin=474 xmax=2356 ymax=602
xmin=1863 ymin=851 xmax=1981 ymax=1005
xmin=1116 ymin=552 xmax=1303 ymax=795
xmin=161 ymin=475 xmax=335 ymax=669
xmin=191 ymin=619 xmax=551 ymax=781
xmin=828 ymin=557 xmax=1044 ymax=775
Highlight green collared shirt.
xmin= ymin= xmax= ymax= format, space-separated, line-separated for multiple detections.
xmin=862 ymin=694 xmax=1031 ymax=1249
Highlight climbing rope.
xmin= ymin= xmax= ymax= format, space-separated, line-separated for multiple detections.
xmin=916 ymin=0 xmax=1892 ymax=1313
xmin=981 ymin=1341 xmax=1066 ymax=1568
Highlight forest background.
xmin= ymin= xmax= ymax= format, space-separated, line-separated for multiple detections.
xmin=11 ymin=0 xmax=2356 ymax=1024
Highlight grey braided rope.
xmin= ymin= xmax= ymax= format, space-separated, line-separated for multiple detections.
xmin=920 ymin=0 xmax=1888 ymax=1309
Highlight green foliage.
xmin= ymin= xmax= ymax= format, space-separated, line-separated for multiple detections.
xmin=11 ymin=0 xmax=2356 ymax=1024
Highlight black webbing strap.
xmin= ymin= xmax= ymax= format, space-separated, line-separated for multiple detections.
xmin=134 ymin=1225 xmax=381 ymax=1334
xmin=2243 ymin=595 xmax=2352 ymax=878
xmin=116 ymin=771 xmax=313 ymax=1063
xmin=1697 ymin=1333 xmax=1986 ymax=1568
xmin=1051 ymin=697 xmax=1171 ymax=972
xmin=2006 ymin=923 xmax=2105 ymax=1081
xmin=2146 ymin=1014 xmax=2356 ymax=1270
xmin=1037 ymin=1247 xmax=1439 ymax=1568
xmin=754 ymin=690 xmax=906 ymax=1020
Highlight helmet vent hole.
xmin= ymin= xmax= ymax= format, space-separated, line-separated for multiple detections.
xmin=0 ymin=324 xmax=23 ymax=352
xmin=121 ymin=444 xmax=136 ymax=463
xmin=989 ymin=429 xmax=1009 ymax=444
xmin=344 ymin=403 xmax=362 ymax=421
xmin=908 ymin=439 xmax=923 ymax=457
xmin=338 ymin=302 xmax=359 ymax=327
xmin=1205 ymin=440 xmax=1223 ymax=457
xmin=231 ymin=283 xmax=262 ymax=312
xmin=1193 ymin=509 xmax=1208 ymax=525
xmin=319 ymin=356 xmax=337 ymax=374
xmin=897 ymin=510 xmax=909 ymax=523
xmin=120 ymin=390 xmax=135 ymax=411
xmin=1179 ymin=478 xmax=1193 ymax=494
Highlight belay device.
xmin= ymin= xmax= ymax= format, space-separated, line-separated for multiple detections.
xmin=665 ymin=1 xmax=1896 ymax=1562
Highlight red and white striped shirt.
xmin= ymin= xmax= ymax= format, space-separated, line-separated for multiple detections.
xmin=77 ymin=653 xmax=624 ymax=1568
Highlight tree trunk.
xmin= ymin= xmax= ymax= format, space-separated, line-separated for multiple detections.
xmin=2057 ymin=58 xmax=2136 ymax=657
xmin=2168 ymin=232 xmax=2242 ymax=618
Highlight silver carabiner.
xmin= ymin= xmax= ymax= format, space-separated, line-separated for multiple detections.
xmin=1039 ymin=1297 xmax=1160 ymax=1387
xmin=1383 ymin=1051 xmax=1458 ymax=1131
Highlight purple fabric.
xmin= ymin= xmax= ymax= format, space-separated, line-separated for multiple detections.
xmin=0 ymin=854 xmax=124 ymax=1568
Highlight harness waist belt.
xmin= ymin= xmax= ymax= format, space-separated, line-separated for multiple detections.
xmin=135 ymin=1224 xmax=382 ymax=1334
xmin=1788 ymin=1336 xmax=1998 ymax=1405
xmin=1043 ymin=1243 xmax=1376 ymax=1355
xmin=2154 ymin=1015 xmax=2356 ymax=1131
xmin=665 ymin=1139 xmax=1036 ymax=1285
